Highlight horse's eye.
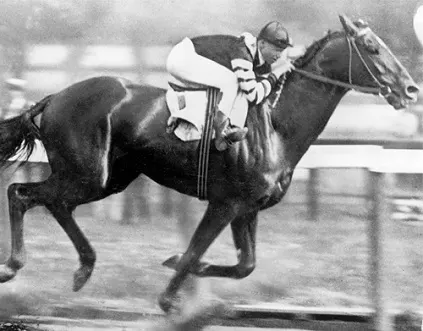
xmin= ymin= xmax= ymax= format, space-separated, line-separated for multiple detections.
xmin=366 ymin=44 xmax=379 ymax=55
xmin=364 ymin=39 xmax=379 ymax=55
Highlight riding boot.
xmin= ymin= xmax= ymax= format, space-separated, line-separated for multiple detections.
xmin=213 ymin=111 xmax=248 ymax=151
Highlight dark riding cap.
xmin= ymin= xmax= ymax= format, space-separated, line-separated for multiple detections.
xmin=258 ymin=21 xmax=293 ymax=49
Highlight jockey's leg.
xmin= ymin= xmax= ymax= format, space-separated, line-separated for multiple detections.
xmin=213 ymin=110 xmax=248 ymax=151
xmin=167 ymin=38 xmax=248 ymax=150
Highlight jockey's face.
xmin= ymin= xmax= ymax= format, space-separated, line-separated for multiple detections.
xmin=258 ymin=39 xmax=285 ymax=64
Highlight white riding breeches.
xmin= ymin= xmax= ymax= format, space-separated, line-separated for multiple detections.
xmin=166 ymin=37 xmax=239 ymax=118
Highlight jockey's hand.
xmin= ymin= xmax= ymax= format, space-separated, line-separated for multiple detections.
xmin=287 ymin=45 xmax=307 ymax=60
xmin=271 ymin=55 xmax=287 ymax=69
xmin=271 ymin=59 xmax=295 ymax=78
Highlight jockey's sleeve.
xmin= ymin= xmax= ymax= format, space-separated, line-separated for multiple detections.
xmin=230 ymin=42 xmax=278 ymax=104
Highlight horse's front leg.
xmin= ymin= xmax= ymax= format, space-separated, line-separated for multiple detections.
xmin=199 ymin=210 xmax=258 ymax=278
xmin=163 ymin=210 xmax=258 ymax=279
xmin=158 ymin=201 xmax=238 ymax=313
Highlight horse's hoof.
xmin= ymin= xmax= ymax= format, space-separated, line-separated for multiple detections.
xmin=173 ymin=301 xmax=232 ymax=331
xmin=212 ymin=301 xmax=237 ymax=319
xmin=0 ymin=265 xmax=17 ymax=283
xmin=73 ymin=265 xmax=93 ymax=292
xmin=162 ymin=254 xmax=183 ymax=269
xmin=158 ymin=292 xmax=181 ymax=314
xmin=158 ymin=293 xmax=172 ymax=313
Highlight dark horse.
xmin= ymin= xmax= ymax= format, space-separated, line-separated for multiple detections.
xmin=0 ymin=15 xmax=418 ymax=312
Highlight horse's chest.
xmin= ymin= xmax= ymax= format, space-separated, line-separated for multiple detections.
xmin=244 ymin=140 xmax=286 ymax=190
xmin=252 ymin=167 xmax=293 ymax=208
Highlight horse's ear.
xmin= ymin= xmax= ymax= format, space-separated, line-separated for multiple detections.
xmin=339 ymin=14 xmax=359 ymax=36
xmin=354 ymin=19 xmax=368 ymax=28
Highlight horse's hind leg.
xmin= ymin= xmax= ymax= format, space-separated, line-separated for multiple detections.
xmin=0 ymin=176 xmax=97 ymax=291
xmin=46 ymin=202 xmax=96 ymax=291
xmin=0 ymin=181 xmax=49 ymax=282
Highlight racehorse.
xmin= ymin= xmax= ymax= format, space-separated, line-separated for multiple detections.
xmin=0 ymin=15 xmax=418 ymax=313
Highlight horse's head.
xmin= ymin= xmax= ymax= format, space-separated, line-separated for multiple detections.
xmin=308 ymin=14 xmax=419 ymax=109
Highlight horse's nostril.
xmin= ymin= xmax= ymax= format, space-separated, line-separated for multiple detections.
xmin=406 ymin=85 xmax=420 ymax=96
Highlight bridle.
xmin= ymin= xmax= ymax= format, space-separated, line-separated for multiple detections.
xmin=292 ymin=29 xmax=391 ymax=96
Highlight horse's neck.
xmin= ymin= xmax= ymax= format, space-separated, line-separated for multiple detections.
xmin=272 ymin=72 xmax=348 ymax=159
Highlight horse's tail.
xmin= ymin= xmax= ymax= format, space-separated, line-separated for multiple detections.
xmin=0 ymin=94 xmax=52 ymax=168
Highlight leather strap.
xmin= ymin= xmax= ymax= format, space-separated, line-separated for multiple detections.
xmin=197 ymin=87 xmax=219 ymax=200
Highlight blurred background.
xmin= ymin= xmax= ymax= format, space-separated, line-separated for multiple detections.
xmin=0 ymin=0 xmax=421 ymax=322
xmin=1 ymin=0 xmax=423 ymax=136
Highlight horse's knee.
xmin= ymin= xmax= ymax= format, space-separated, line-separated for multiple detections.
xmin=235 ymin=262 xmax=255 ymax=279
xmin=7 ymin=183 xmax=35 ymax=208
xmin=7 ymin=183 xmax=21 ymax=200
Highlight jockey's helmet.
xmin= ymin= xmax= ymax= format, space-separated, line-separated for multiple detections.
xmin=258 ymin=21 xmax=293 ymax=49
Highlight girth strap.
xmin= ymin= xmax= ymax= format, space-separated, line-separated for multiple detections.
xmin=197 ymin=87 xmax=219 ymax=200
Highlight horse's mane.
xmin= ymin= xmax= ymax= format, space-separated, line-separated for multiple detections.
xmin=293 ymin=30 xmax=345 ymax=68
xmin=257 ymin=30 xmax=346 ymax=120
xmin=252 ymin=30 xmax=346 ymax=126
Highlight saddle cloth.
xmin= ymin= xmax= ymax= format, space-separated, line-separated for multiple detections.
xmin=166 ymin=86 xmax=248 ymax=142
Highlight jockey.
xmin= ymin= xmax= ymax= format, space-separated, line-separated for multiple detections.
xmin=167 ymin=21 xmax=305 ymax=151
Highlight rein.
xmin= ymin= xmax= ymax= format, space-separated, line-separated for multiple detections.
xmin=286 ymin=31 xmax=391 ymax=97
xmin=292 ymin=68 xmax=382 ymax=94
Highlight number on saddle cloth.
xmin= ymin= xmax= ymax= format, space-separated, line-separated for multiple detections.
xmin=165 ymin=82 xmax=220 ymax=141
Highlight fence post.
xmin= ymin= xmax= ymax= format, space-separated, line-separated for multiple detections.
xmin=308 ymin=168 xmax=319 ymax=221
xmin=0 ymin=170 xmax=8 ymax=262
xmin=368 ymin=169 xmax=394 ymax=331
xmin=162 ymin=186 xmax=174 ymax=217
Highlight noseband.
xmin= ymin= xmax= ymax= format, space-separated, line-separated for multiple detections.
xmin=293 ymin=30 xmax=391 ymax=96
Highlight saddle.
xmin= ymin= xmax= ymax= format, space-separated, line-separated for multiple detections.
xmin=165 ymin=77 xmax=248 ymax=142
xmin=165 ymin=77 xmax=249 ymax=200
